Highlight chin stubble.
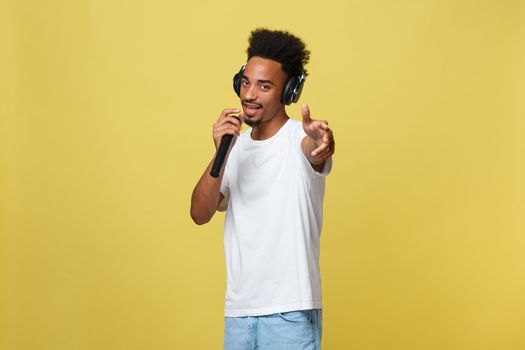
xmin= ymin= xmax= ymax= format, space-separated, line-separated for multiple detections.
xmin=245 ymin=117 xmax=262 ymax=128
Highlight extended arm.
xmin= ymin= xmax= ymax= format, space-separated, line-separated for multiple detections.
xmin=300 ymin=104 xmax=335 ymax=172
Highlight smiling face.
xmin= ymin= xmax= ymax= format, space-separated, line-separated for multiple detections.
xmin=240 ymin=56 xmax=288 ymax=128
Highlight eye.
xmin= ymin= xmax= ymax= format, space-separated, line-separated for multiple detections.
xmin=241 ymin=79 xmax=249 ymax=86
xmin=260 ymin=84 xmax=271 ymax=91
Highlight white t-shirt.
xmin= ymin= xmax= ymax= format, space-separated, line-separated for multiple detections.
xmin=220 ymin=118 xmax=332 ymax=317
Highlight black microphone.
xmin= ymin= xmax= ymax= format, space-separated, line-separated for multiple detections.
xmin=210 ymin=134 xmax=235 ymax=178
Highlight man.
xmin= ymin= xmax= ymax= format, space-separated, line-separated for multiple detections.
xmin=190 ymin=28 xmax=335 ymax=350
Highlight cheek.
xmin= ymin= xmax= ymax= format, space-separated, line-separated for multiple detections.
xmin=267 ymin=90 xmax=282 ymax=105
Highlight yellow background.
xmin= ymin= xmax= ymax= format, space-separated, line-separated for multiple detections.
xmin=1 ymin=0 xmax=524 ymax=349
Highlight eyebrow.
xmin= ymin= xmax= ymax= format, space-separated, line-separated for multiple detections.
xmin=242 ymin=75 xmax=275 ymax=85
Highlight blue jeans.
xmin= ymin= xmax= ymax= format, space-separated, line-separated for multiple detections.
xmin=224 ymin=309 xmax=322 ymax=350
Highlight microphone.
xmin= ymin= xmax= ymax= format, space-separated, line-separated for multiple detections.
xmin=210 ymin=115 xmax=240 ymax=178
xmin=210 ymin=134 xmax=235 ymax=178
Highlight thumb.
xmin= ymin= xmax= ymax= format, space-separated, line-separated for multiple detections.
xmin=301 ymin=103 xmax=311 ymax=123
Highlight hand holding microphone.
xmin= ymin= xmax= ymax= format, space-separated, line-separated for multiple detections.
xmin=210 ymin=109 xmax=244 ymax=178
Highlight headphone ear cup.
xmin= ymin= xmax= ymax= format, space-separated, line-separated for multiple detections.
xmin=233 ymin=65 xmax=246 ymax=97
xmin=281 ymin=77 xmax=297 ymax=105
xmin=290 ymin=75 xmax=305 ymax=104
xmin=281 ymin=75 xmax=305 ymax=105
xmin=233 ymin=73 xmax=241 ymax=97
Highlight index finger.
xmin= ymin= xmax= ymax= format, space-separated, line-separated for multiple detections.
xmin=223 ymin=115 xmax=242 ymax=128
xmin=219 ymin=108 xmax=241 ymax=120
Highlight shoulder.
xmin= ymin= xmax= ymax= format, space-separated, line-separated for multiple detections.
xmin=287 ymin=118 xmax=303 ymax=130
xmin=283 ymin=118 xmax=304 ymax=135
xmin=285 ymin=119 xmax=306 ymax=139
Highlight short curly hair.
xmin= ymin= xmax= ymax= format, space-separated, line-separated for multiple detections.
xmin=247 ymin=28 xmax=310 ymax=78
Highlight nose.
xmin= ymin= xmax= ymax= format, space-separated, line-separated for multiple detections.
xmin=243 ymin=83 xmax=257 ymax=101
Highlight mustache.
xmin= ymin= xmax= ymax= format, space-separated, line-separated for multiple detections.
xmin=242 ymin=100 xmax=263 ymax=108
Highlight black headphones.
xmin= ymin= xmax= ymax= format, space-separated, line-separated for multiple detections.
xmin=233 ymin=65 xmax=306 ymax=105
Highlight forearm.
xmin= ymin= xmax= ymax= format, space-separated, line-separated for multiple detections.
xmin=190 ymin=158 xmax=223 ymax=225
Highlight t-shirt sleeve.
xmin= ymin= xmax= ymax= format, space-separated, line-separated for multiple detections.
xmin=217 ymin=162 xmax=230 ymax=212
xmin=220 ymin=161 xmax=230 ymax=198
xmin=295 ymin=122 xmax=333 ymax=177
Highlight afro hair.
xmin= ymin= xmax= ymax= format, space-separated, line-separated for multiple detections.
xmin=247 ymin=28 xmax=310 ymax=78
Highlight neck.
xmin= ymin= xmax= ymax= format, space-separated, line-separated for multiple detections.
xmin=250 ymin=109 xmax=289 ymax=140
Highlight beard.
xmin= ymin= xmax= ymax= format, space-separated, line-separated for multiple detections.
xmin=244 ymin=116 xmax=262 ymax=128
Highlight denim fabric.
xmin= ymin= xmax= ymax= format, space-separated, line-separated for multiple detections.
xmin=224 ymin=309 xmax=322 ymax=350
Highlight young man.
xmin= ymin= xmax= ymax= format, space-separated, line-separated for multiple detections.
xmin=190 ymin=28 xmax=335 ymax=350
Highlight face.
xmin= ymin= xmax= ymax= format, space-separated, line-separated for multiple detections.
xmin=240 ymin=56 xmax=287 ymax=128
